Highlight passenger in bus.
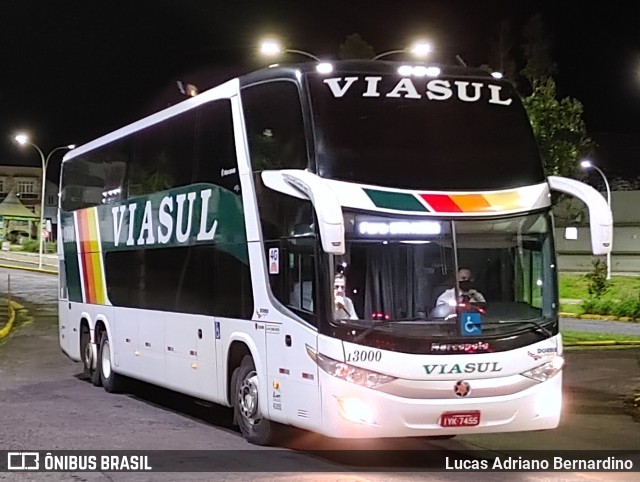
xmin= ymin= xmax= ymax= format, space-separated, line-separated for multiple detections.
xmin=435 ymin=268 xmax=486 ymax=308
xmin=334 ymin=273 xmax=358 ymax=320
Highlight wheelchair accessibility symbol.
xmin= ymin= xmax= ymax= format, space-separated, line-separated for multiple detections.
xmin=461 ymin=312 xmax=482 ymax=336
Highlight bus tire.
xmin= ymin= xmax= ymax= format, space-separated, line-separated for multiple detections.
xmin=99 ymin=333 xmax=124 ymax=393
xmin=81 ymin=325 xmax=101 ymax=387
xmin=232 ymin=355 xmax=278 ymax=446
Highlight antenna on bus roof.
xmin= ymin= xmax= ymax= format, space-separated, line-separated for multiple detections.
xmin=455 ymin=55 xmax=468 ymax=67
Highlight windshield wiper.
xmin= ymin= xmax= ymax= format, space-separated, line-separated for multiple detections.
xmin=352 ymin=319 xmax=446 ymax=343
xmin=391 ymin=317 xmax=451 ymax=322
xmin=353 ymin=320 xmax=396 ymax=343
xmin=481 ymin=319 xmax=554 ymax=338
xmin=350 ymin=317 xmax=554 ymax=344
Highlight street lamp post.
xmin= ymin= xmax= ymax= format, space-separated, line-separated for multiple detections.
xmin=259 ymin=40 xmax=321 ymax=61
xmin=14 ymin=134 xmax=75 ymax=269
xmin=372 ymin=41 xmax=432 ymax=60
xmin=580 ymin=159 xmax=612 ymax=279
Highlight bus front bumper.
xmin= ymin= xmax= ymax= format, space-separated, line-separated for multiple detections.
xmin=319 ymin=371 xmax=562 ymax=439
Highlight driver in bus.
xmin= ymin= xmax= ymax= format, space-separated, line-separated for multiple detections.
xmin=435 ymin=268 xmax=486 ymax=308
xmin=334 ymin=273 xmax=359 ymax=320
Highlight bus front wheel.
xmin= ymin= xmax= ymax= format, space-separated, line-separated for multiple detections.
xmin=99 ymin=333 xmax=125 ymax=393
xmin=232 ymin=355 xmax=278 ymax=446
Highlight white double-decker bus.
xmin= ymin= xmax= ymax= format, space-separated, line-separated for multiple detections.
xmin=58 ymin=60 xmax=612 ymax=445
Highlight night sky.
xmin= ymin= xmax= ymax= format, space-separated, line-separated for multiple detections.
xmin=2 ymin=0 xmax=639 ymax=179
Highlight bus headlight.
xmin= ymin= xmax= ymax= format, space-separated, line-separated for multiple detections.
xmin=521 ymin=356 xmax=564 ymax=382
xmin=534 ymin=382 xmax=562 ymax=417
xmin=306 ymin=345 xmax=396 ymax=388
xmin=336 ymin=397 xmax=376 ymax=425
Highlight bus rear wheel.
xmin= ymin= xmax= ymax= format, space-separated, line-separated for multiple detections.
xmin=232 ymin=355 xmax=279 ymax=446
xmin=99 ymin=333 xmax=125 ymax=393
xmin=81 ymin=325 xmax=101 ymax=386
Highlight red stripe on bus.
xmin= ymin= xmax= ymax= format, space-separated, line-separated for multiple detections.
xmin=419 ymin=194 xmax=463 ymax=212
xmin=77 ymin=211 xmax=96 ymax=303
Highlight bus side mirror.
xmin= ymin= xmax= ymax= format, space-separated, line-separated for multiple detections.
xmin=548 ymin=176 xmax=612 ymax=255
xmin=262 ymin=170 xmax=345 ymax=255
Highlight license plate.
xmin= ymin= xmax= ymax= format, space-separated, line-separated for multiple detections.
xmin=439 ymin=411 xmax=480 ymax=427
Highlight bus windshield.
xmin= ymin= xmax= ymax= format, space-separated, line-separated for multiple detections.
xmin=308 ymin=73 xmax=544 ymax=190
xmin=328 ymin=211 xmax=557 ymax=348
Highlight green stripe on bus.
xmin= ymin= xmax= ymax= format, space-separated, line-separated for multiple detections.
xmin=97 ymin=183 xmax=249 ymax=264
xmin=363 ymin=189 xmax=428 ymax=212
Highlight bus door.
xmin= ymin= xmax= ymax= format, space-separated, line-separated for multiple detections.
xmin=58 ymin=254 xmax=71 ymax=355
xmin=266 ymin=235 xmax=322 ymax=429
xmin=195 ymin=315 xmax=218 ymax=400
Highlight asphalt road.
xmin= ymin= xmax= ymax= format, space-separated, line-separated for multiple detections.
xmin=0 ymin=267 xmax=639 ymax=481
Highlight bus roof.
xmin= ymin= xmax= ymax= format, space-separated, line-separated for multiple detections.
xmin=62 ymin=60 xmax=505 ymax=164
xmin=239 ymin=60 xmax=496 ymax=87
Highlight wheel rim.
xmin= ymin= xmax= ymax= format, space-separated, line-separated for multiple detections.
xmin=238 ymin=371 xmax=261 ymax=424
xmin=83 ymin=341 xmax=93 ymax=369
xmin=101 ymin=339 xmax=112 ymax=379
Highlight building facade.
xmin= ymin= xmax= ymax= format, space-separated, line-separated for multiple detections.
xmin=555 ymin=190 xmax=640 ymax=273
xmin=0 ymin=164 xmax=58 ymax=241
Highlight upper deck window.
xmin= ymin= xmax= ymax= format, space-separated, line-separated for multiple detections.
xmin=60 ymin=99 xmax=237 ymax=212
xmin=241 ymin=81 xmax=309 ymax=172
xmin=308 ymin=74 xmax=544 ymax=190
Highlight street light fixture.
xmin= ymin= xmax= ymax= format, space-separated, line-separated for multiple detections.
xmin=259 ymin=39 xmax=321 ymax=61
xmin=372 ymin=41 xmax=433 ymax=60
xmin=14 ymin=133 xmax=75 ymax=269
xmin=580 ymin=159 xmax=612 ymax=279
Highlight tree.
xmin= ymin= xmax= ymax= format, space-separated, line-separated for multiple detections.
xmin=519 ymin=14 xmax=593 ymax=177
xmin=522 ymin=77 xmax=593 ymax=176
xmin=520 ymin=13 xmax=556 ymax=82
xmin=339 ymin=33 xmax=375 ymax=60
xmin=487 ymin=19 xmax=518 ymax=81
xmin=585 ymin=258 xmax=610 ymax=299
